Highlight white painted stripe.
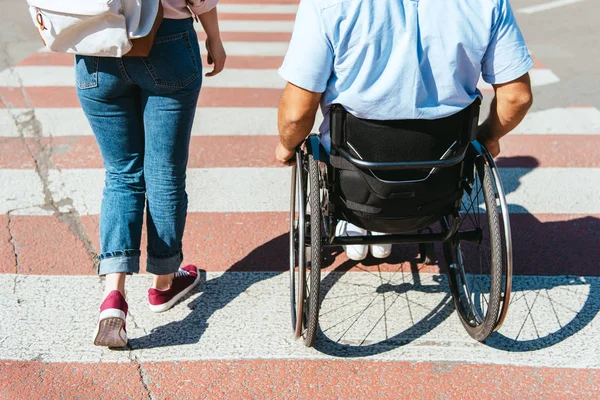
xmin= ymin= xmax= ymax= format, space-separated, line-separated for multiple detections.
xmin=217 ymin=4 xmax=298 ymax=14
xmin=477 ymin=69 xmax=560 ymax=91
xmin=200 ymin=69 xmax=284 ymax=88
xmin=518 ymin=0 xmax=586 ymax=14
xmin=200 ymin=41 xmax=288 ymax=56
xmin=500 ymin=168 xmax=600 ymax=214
xmin=1 ymin=273 xmax=598 ymax=368
xmin=196 ymin=20 xmax=294 ymax=33
xmin=35 ymin=41 xmax=289 ymax=57
xmin=0 ymin=66 xmax=287 ymax=88
xmin=42 ymin=168 xmax=292 ymax=215
xmin=0 ymin=109 xmax=21 ymax=138
xmin=512 ymin=107 xmax=600 ymax=134
xmin=5 ymin=167 xmax=600 ymax=216
xmin=3 ymin=107 xmax=598 ymax=138
xmin=527 ymin=68 xmax=561 ymax=86
xmin=1 ymin=66 xmax=560 ymax=89
xmin=0 ymin=108 xmax=325 ymax=137
xmin=0 ymin=170 xmax=46 ymax=214
xmin=8 ymin=107 xmax=600 ymax=138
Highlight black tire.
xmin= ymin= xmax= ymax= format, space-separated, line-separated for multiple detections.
xmin=304 ymin=153 xmax=322 ymax=347
xmin=290 ymin=151 xmax=308 ymax=337
xmin=445 ymin=155 xmax=503 ymax=342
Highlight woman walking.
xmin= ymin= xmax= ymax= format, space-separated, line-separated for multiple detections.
xmin=75 ymin=1 xmax=226 ymax=347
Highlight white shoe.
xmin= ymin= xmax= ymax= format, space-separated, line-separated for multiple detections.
xmin=336 ymin=220 xmax=368 ymax=261
xmin=370 ymin=231 xmax=393 ymax=259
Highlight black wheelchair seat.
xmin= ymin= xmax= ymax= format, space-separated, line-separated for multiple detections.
xmin=326 ymin=99 xmax=480 ymax=233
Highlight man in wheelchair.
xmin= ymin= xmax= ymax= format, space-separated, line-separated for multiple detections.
xmin=276 ymin=0 xmax=532 ymax=259
xmin=277 ymin=0 xmax=534 ymax=346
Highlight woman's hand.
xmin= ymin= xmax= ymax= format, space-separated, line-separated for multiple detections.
xmin=205 ymin=36 xmax=226 ymax=77
xmin=198 ymin=8 xmax=226 ymax=77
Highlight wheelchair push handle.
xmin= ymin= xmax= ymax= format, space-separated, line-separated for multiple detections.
xmin=334 ymin=142 xmax=469 ymax=171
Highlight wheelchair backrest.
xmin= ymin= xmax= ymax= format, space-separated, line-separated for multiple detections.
xmin=330 ymin=99 xmax=480 ymax=182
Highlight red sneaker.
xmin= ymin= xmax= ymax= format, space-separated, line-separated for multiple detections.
xmin=94 ymin=290 xmax=128 ymax=347
xmin=148 ymin=265 xmax=201 ymax=313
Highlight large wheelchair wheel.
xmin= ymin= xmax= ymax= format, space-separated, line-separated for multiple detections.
xmin=444 ymin=143 xmax=513 ymax=342
xmin=289 ymin=149 xmax=323 ymax=347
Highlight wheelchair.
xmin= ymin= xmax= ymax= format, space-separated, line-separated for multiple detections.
xmin=289 ymin=99 xmax=513 ymax=347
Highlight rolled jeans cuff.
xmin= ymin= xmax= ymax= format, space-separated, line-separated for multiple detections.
xmin=98 ymin=255 xmax=140 ymax=276
xmin=147 ymin=251 xmax=183 ymax=275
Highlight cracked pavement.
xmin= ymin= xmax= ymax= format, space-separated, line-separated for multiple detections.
xmin=0 ymin=67 xmax=99 ymax=273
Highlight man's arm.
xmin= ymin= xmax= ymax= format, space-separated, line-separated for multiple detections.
xmin=477 ymin=72 xmax=533 ymax=157
xmin=276 ymin=83 xmax=322 ymax=165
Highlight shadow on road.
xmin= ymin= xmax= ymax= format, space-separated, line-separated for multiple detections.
xmin=131 ymin=156 xmax=600 ymax=356
xmin=129 ymin=233 xmax=287 ymax=350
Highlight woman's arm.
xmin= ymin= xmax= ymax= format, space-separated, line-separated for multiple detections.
xmin=198 ymin=7 xmax=226 ymax=77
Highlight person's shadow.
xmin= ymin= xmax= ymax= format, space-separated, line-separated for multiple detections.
xmin=129 ymin=233 xmax=288 ymax=349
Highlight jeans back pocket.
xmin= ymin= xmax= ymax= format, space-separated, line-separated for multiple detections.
xmin=141 ymin=30 xmax=201 ymax=88
xmin=75 ymin=56 xmax=99 ymax=89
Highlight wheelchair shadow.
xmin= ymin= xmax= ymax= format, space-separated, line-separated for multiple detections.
xmin=128 ymin=156 xmax=599 ymax=356
xmin=128 ymin=234 xmax=287 ymax=350
xmin=314 ymin=248 xmax=456 ymax=357
xmin=484 ymin=155 xmax=600 ymax=352
xmin=313 ymin=156 xmax=600 ymax=357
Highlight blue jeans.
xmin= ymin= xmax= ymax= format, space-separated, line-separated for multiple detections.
xmin=75 ymin=19 xmax=202 ymax=276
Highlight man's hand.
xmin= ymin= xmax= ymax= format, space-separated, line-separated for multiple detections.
xmin=276 ymin=142 xmax=296 ymax=166
xmin=476 ymin=122 xmax=501 ymax=157
xmin=480 ymin=138 xmax=501 ymax=157
xmin=205 ymin=37 xmax=226 ymax=77
xmin=479 ymin=73 xmax=533 ymax=158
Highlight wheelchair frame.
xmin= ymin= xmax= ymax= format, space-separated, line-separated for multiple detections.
xmin=290 ymin=134 xmax=513 ymax=347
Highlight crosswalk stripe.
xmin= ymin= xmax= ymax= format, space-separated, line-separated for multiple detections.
xmin=0 ymin=86 xmax=283 ymax=108
xmin=2 ymin=167 xmax=599 ymax=215
xmin=0 ymin=108 xmax=302 ymax=137
xmin=217 ymin=4 xmax=298 ymax=13
xmin=3 ymin=360 xmax=598 ymax=398
xmin=477 ymin=68 xmax=561 ymax=91
xmin=196 ymin=31 xmax=292 ymax=41
xmin=2 ymin=134 xmax=600 ymax=169
xmin=4 ymin=213 xmax=598 ymax=276
xmin=0 ymin=66 xmax=561 ymax=89
xmin=19 ymin=43 xmax=290 ymax=64
xmin=19 ymin=52 xmax=285 ymax=69
xmin=512 ymin=107 xmax=600 ymax=134
xmin=219 ymin=13 xmax=296 ymax=20
xmin=0 ymin=67 xmax=286 ymax=88
xmin=199 ymin=41 xmax=289 ymax=56
xmin=3 ymin=107 xmax=599 ymax=138
xmin=196 ymin=20 xmax=294 ymax=32
xmin=219 ymin=0 xmax=300 ymax=3
xmin=1 ymin=273 xmax=598 ymax=367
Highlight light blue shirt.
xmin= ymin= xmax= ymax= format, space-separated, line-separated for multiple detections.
xmin=279 ymin=0 xmax=533 ymax=147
